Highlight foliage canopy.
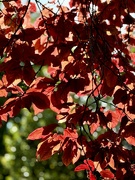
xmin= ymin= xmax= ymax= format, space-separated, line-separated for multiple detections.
xmin=0 ymin=0 xmax=135 ymax=179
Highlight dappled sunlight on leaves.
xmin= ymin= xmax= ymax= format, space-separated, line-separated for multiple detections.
xmin=0 ymin=0 xmax=135 ymax=179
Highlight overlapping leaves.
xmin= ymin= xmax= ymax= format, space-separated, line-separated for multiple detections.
xmin=0 ymin=0 xmax=135 ymax=179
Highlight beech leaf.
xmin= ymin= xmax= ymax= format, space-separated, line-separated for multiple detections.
xmin=74 ymin=164 xmax=89 ymax=171
xmin=84 ymin=160 xmax=95 ymax=171
xmin=29 ymin=2 xmax=37 ymax=13
xmin=125 ymin=136 xmax=135 ymax=146
xmin=63 ymin=128 xmax=78 ymax=139
xmin=27 ymin=124 xmax=57 ymax=140
xmin=89 ymin=171 xmax=97 ymax=180
xmin=37 ymin=140 xmax=60 ymax=161
xmin=62 ymin=141 xmax=79 ymax=166
xmin=100 ymin=169 xmax=114 ymax=179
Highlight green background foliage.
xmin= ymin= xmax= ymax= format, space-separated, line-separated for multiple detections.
xmin=0 ymin=109 xmax=85 ymax=180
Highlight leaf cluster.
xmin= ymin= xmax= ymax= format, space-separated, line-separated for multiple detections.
xmin=0 ymin=0 xmax=135 ymax=179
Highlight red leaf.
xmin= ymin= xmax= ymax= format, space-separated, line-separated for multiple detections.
xmin=125 ymin=136 xmax=135 ymax=146
xmin=0 ymin=97 xmax=21 ymax=121
xmin=74 ymin=159 xmax=95 ymax=172
xmin=0 ymin=89 xmax=7 ymax=97
xmin=18 ymin=28 xmax=45 ymax=43
xmin=37 ymin=139 xmax=60 ymax=161
xmin=63 ymin=128 xmax=78 ymax=139
xmin=36 ymin=141 xmax=53 ymax=161
xmin=69 ymin=0 xmax=80 ymax=8
xmin=74 ymin=164 xmax=89 ymax=171
xmin=30 ymin=92 xmax=50 ymax=115
xmin=42 ymin=124 xmax=57 ymax=135
xmin=84 ymin=160 xmax=95 ymax=171
xmin=105 ymin=109 xmax=124 ymax=128
xmin=90 ymin=121 xmax=100 ymax=134
xmin=27 ymin=127 xmax=45 ymax=140
xmin=27 ymin=124 xmax=57 ymax=140
xmin=100 ymin=169 xmax=114 ymax=179
xmin=29 ymin=2 xmax=37 ymax=13
xmin=89 ymin=171 xmax=96 ymax=180
xmin=23 ymin=62 xmax=35 ymax=85
xmin=62 ymin=140 xmax=79 ymax=166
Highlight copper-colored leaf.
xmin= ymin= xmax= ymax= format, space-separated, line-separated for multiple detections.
xmin=74 ymin=164 xmax=89 ymax=171
xmin=106 ymin=109 xmax=124 ymax=128
xmin=125 ymin=136 xmax=135 ymax=146
xmin=64 ymin=128 xmax=78 ymax=139
xmin=27 ymin=124 xmax=57 ymax=140
xmin=29 ymin=2 xmax=37 ymax=13
xmin=62 ymin=140 xmax=79 ymax=166
xmin=27 ymin=127 xmax=46 ymax=140
xmin=100 ymin=169 xmax=114 ymax=179
xmin=74 ymin=159 xmax=95 ymax=172
xmin=37 ymin=140 xmax=60 ymax=161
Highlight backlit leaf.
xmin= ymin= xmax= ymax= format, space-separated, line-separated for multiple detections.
xmin=27 ymin=124 xmax=57 ymax=140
